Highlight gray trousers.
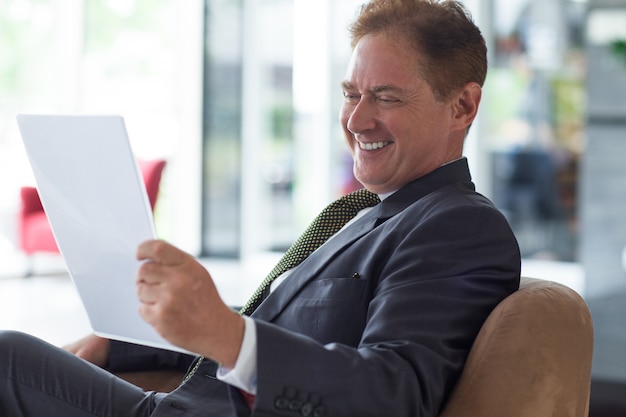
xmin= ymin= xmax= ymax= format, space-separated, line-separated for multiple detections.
xmin=0 ymin=330 xmax=161 ymax=417
xmin=0 ymin=331 xmax=241 ymax=417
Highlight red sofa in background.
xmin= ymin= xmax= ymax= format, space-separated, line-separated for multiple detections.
xmin=18 ymin=158 xmax=167 ymax=261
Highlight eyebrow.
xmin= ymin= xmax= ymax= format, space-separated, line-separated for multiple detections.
xmin=341 ymin=81 xmax=355 ymax=91
xmin=371 ymin=85 xmax=405 ymax=95
xmin=341 ymin=81 xmax=405 ymax=95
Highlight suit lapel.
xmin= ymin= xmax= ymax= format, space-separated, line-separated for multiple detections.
xmin=375 ymin=157 xmax=473 ymax=224
xmin=251 ymin=158 xmax=474 ymax=321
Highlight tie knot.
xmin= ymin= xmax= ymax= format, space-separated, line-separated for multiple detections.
xmin=339 ymin=188 xmax=381 ymax=213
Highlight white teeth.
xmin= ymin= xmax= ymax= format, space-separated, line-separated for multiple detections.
xmin=359 ymin=141 xmax=390 ymax=150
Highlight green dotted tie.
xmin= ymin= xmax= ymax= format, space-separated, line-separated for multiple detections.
xmin=239 ymin=188 xmax=380 ymax=316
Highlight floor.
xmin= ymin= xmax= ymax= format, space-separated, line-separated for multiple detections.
xmin=0 ymin=271 xmax=90 ymax=347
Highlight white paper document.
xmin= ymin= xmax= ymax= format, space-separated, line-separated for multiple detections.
xmin=17 ymin=114 xmax=184 ymax=352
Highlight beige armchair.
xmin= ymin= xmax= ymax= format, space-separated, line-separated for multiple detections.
xmin=439 ymin=277 xmax=593 ymax=417
xmin=117 ymin=277 xmax=594 ymax=416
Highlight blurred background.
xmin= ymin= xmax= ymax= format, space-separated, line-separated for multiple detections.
xmin=0 ymin=0 xmax=625 ymax=409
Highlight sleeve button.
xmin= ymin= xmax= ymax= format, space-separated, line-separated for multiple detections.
xmin=313 ymin=405 xmax=327 ymax=417
xmin=274 ymin=397 xmax=289 ymax=410
xmin=300 ymin=402 xmax=314 ymax=416
xmin=288 ymin=399 xmax=303 ymax=411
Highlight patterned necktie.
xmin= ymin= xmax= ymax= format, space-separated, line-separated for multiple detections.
xmin=239 ymin=188 xmax=380 ymax=316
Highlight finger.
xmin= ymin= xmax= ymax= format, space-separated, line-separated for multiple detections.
xmin=138 ymin=300 xmax=158 ymax=327
xmin=136 ymin=279 xmax=160 ymax=304
xmin=137 ymin=292 xmax=174 ymax=330
xmin=136 ymin=259 xmax=170 ymax=285
xmin=137 ymin=239 xmax=187 ymax=266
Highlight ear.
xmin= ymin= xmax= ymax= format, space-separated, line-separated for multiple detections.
xmin=449 ymin=82 xmax=482 ymax=131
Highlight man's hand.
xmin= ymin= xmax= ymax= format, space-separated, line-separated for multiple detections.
xmin=63 ymin=333 xmax=110 ymax=367
xmin=136 ymin=239 xmax=245 ymax=368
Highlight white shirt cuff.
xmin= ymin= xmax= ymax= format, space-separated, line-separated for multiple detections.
xmin=216 ymin=315 xmax=258 ymax=394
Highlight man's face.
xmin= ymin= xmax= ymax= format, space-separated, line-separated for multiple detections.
xmin=340 ymin=33 xmax=465 ymax=194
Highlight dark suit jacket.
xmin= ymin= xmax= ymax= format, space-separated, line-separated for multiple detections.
xmin=109 ymin=158 xmax=521 ymax=417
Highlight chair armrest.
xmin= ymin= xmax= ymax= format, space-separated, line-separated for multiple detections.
xmin=115 ymin=370 xmax=185 ymax=393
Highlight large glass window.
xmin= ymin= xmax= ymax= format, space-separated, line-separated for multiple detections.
xmin=200 ymin=0 xmax=363 ymax=258
xmin=0 ymin=0 xmax=203 ymax=275
xmin=202 ymin=0 xmax=244 ymax=257
xmin=486 ymin=0 xmax=586 ymax=262
xmin=201 ymin=0 xmax=296 ymax=257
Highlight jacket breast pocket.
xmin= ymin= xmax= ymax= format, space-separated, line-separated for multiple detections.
xmin=275 ymin=278 xmax=369 ymax=346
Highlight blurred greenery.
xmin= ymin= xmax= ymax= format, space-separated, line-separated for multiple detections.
xmin=0 ymin=0 xmax=174 ymax=98
xmin=610 ymin=39 xmax=626 ymax=65
xmin=0 ymin=1 xmax=53 ymax=97
xmin=552 ymin=77 xmax=585 ymax=152
xmin=85 ymin=0 xmax=171 ymax=51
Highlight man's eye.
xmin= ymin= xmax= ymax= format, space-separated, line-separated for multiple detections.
xmin=343 ymin=92 xmax=360 ymax=102
xmin=377 ymin=97 xmax=399 ymax=104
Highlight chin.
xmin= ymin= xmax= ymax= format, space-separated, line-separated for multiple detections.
xmin=354 ymin=177 xmax=379 ymax=193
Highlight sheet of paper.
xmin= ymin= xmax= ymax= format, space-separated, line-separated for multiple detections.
xmin=17 ymin=114 xmax=185 ymax=352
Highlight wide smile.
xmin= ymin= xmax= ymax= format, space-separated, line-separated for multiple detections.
xmin=358 ymin=141 xmax=393 ymax=151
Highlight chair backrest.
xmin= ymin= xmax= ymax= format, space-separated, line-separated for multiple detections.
xmin=18 ymin=158 xmax=167 ymax=256
xmin=439 ymin=277 xmax=593 ymax=417
xmin=138 ymin=159 xmax=167 ymax=210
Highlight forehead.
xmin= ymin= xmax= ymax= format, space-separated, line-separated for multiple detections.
xmin=343 ymin=33 xmax=424 ymax=91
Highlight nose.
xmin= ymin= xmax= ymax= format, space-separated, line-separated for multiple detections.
xmin=344 ymin=99 xmax=376 ymax=134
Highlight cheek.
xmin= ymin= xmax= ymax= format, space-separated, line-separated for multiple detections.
xmin=340 ymin=112 xmax=355 ymax=145
xmin=339 ymin=104 xmax=350 ymax=126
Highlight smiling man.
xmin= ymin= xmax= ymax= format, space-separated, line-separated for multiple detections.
xmin=340 ymin=2 xmax=485 ymax=195
xmin=0 ymin=1 xmax=520 ymax=417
